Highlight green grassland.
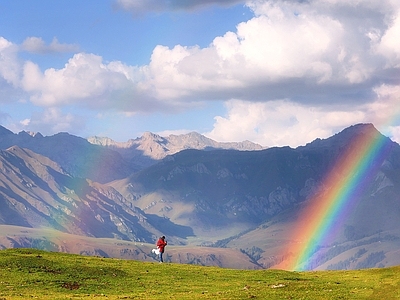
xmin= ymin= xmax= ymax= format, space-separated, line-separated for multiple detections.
xmin=0 ymin=249 xmax=399 ymax=299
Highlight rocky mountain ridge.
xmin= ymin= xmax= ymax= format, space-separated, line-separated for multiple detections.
xmin=0 ymin=128 xmax=131 ymax=183
xmin=88 ymin=131 xmax=264 ymax=171
xmin=0 ymin=126 xmax=263 ymax=182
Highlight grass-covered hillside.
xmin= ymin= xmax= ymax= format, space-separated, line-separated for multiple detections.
xmin=0 ymin=249 xmax=399 ymax=299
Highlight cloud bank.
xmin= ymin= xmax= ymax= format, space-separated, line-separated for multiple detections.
xmin=1 ymin=0 xmax=399 ymax=145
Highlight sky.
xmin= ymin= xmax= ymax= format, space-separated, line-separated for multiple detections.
xmin=0 ymin=0 xmax=399 ymax=148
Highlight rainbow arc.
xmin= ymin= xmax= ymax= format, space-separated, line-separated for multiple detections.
xmin=279 ymin=125 xmax=393 ymax=271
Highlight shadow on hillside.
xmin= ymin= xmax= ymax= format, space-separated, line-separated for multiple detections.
xmin=145 ymin=214 xmax=194 ymax=239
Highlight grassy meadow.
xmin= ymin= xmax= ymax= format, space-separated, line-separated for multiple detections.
xmin=0 ymin=248 xmax=399 ymax=299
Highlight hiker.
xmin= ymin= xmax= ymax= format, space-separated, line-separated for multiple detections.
xmin=156 ymin=236 xmax=167 ymax=263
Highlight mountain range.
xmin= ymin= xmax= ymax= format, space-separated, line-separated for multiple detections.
xmin=0 ymin=123 xmax=399 ymax=270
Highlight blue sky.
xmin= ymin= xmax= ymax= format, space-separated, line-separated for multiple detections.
xmin=1 ymin=0 xmax=399 ymax=147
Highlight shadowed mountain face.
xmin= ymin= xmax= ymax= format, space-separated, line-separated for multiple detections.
xmin=0 ymin=146 xmax=177 ymax=243
xmin=113 ymin=124 xmax=399 ymax=230
xmin=1 ymin=123 xmax=400 ymax=270
xmin=0 ymin=129 xmax=132 ymax=183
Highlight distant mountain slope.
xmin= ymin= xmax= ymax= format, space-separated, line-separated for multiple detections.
xmin=111 ymin=147 xmax=311 ymax=234
xmin=88 ymin=131 xmax=264 ymax=170
xmin=0 ymin=146 xmax=179 ymax=243
xmin=0 ymin=128 xmax=132 ymax=183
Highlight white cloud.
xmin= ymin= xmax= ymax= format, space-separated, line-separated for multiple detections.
xmin=20 ymin=118 xmax=30 ymax=126
xmin=10 ymin=0 xmax=398 ymax=114
xmin=206 ymin=81 xmax=400 ymax=148
xmin=374 ymin=11 xmax=400 ymax=67
xmin=21 ymin=53 xmax=158 ymax=112
xmin=0 ymin=37 xmax=21 ymax=88
xmin=387 ymin=126 xmax=400 ymax=145
xmin=367 ymin=84 xmax=400 ymax=142
xmin=218 ymin=10 xmax=339 ymax=81
xmin=204 ymin=99 xmax=367 ymax=147
xmin=18 ymin=108 xmax=85 ymax=135
xmin=21 ymin=37 xmax=79 ymax=54
xmin=143 ymin=9 xmax=344 ymax=103
xmin=137 ymin=0 xmax=400 ymax=105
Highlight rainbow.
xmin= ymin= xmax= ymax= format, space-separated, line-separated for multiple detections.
xmin=281 ymin=124 xmax=393 ymax=271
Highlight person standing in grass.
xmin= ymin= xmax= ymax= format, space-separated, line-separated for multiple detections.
xmin=156 ymin=236 xmax=167 ymax=263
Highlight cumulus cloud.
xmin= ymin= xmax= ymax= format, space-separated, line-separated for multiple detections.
xmin=373 ymin=10 xmax=400 ymax=67
xmin=114 ymin=0 xmax=244 ymax=15
xmin=0 ymin=37 xmax=21 ymax=88
xmin=366 ymin=84 xmax=400 ymax=143
xmin=205 ymin=82 xmax=400 ymax=147
xmin=0 ymin=35 xmax=78 ymax=104
xmin=204 ymin=99 xmax=367 ymax=147
xmin=10 ymin=0 xmax=398 ymax=113
xmin=0 ymin=37 xmax=26 ymax=104
xmin=21 ymin=37 xmax=79 ymax=54
xmin=140 ymin=0 xmax=400 ymax=105
xmin=21 ymin=53 xmax=162 ymax=112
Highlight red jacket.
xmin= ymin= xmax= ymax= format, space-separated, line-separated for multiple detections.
xmin=157 ymin=238 xmax=167 ymax=253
